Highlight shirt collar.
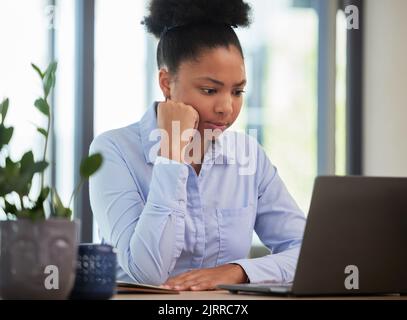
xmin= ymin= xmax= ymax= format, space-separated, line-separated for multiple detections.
xmin=139 ymin=102 xmax=236 ymax=165
xmin=140 ymin=102 xmax=160 ymax=164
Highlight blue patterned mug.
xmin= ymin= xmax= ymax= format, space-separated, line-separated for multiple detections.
xmin=69 ymin=244 xmax=117 ymax=300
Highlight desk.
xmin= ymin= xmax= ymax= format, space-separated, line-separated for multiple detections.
xmin=114 ymin=290 xmax=407 ymax=300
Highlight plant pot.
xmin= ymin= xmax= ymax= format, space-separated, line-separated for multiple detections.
xmin=0 ymin=219 xmax=78 ymax=300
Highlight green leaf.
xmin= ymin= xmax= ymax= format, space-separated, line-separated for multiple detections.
xmin=62 ymin=208 xmax=72 ymax=219
xmin=15 ymin=209 xmax=46 ymax=221
xmin=28 ymin=187 xmax=51 ymax=218
xmin=31 ymin=208 xmax=47 ymax=221
xmin=80 ymin=153 xmax=103 ymax=178
xmin=0 ymin=98 xmax=9 ymax=123
xmin=5 ymin=157 xmax=19 ymax=176
xmin=43 ymin=62 xmax=58 ymax=98
xmin=0 ymin=157 xmax=21 ymax=195
xmin=4 ymin=200 xmax=18 ymax=215
xmin=0 ymin=165 xmax=15 ymax=196
xmin=44 ymin=61 xmax=58 ymax=77
xmin=34 ymin=98 xmax=50 ymax=117
xmin=37 ymin=128 xmax=48 ymax=137
xmin=52 ymin=189 xmax=72 ymax=219
xmin=44 ymin=75 xmax=54 ymax=98
xmin=0 ymin=126 xmax=14 ymax=146
xmin=21 ymin=151 xmax=35 ymax=169
xmin=14 ymin=210 xmax=31 ymax=220
xmin=52 ymin=188 xmax=64 ymax=214
xmin=40 ymin=187 xmax=51 ymax=201
xmin=31 ymin=63 xmax=44 ymax=79
xmin=14 ymin=157 xmax=34 ymax=197
xmin=9 ymin=154 xmax=48 ymax=197
xmin=33 ymin=160 xmax=49 ymax=174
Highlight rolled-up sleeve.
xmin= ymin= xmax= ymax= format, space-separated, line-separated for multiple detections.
xmin=89 ymin=135 xmax=188 ymax=285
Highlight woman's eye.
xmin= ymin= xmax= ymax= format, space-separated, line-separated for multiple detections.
xmin=233 ymin=89 xmax=246 ymax=97
xmin=201 ymin=88 xmax=217 ymax=95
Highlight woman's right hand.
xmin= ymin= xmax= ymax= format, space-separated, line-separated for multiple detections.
xmin=157 ymin=100 xmax=200 ymax=163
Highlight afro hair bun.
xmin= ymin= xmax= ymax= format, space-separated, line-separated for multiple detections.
xmin=143 ymin=0 xmax=252 ymax=38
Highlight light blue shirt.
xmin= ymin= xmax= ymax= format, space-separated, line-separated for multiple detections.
xmin=89 ymin=102 xmax=306 ymax=286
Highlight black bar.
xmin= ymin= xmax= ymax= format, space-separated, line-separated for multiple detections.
xmin=74 ymin=0 xmax=95 ymax=243
xmin=344 ymin=0 xmax=363 ymax=175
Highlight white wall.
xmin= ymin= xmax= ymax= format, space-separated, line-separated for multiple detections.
xmin=364 ymin=0 xmax=407 ymax=176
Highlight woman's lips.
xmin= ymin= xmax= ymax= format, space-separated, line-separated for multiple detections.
xmin=203 ymin=122 xmax=228 ymax=132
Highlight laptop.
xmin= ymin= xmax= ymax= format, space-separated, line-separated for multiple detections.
xmin=219 ymin=176 xmax=407 ymax=296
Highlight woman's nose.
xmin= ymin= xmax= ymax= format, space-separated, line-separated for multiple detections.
xmin=214 ymin=96 xmax=233 ymax=116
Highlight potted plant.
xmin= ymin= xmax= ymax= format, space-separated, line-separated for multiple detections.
xmin=0 ymin=62 xmax=103 ymax=300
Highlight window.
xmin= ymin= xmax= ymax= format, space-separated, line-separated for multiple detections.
xmin=237 ymin=0 xmax=318 ymax=247
xmin=1 ymin=0 xmax=357 ymax=242
xmin=94 ymin=0 xmax=148 ymax=137
xmin=84 ymin=0 xmax=347 ymax=243
xmin=0 ymin=0 xmax=50 ymax=219
xmin=92 ymin=0 xmax=148 ymax=241
xmin=54 ymin=0 xmax=76 ymax=211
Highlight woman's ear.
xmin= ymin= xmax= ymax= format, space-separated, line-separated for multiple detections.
xmin=159 ymin=68 xmax=172 ymax=100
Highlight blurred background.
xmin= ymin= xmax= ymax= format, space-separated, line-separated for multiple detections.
xmin=0 ymin=0 xmax=406 ymax=252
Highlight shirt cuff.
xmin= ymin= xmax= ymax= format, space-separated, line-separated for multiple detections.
xmin=229 ymin=260 xmax=253 ymax=283
xmin=229 ymin=258 xmax=281 ymax=284
xmin=146 ymin=156 xmax=189 ymax=212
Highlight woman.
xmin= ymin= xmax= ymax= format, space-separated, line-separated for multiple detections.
xmin=89 ymin=0 xmax=306 ymax=291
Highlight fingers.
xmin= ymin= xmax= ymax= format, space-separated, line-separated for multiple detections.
xmin=161 ymin=99 xmax=199 ymax=120
xmin=162 ymin=265 xmax=248 ymax=292
xmin=163 ymin=271 xmax=217 ymax=291
xmin=190 ymin=282 xmax=217 ymax=291
xmin=157 ymin=100 xmax=201 ymax=163
xmin=163 ymin=280 xmax=216 ymax=291
xmin=164 ymin=270 xmax=197 ymax=286
xmin=192 ymin=109 xmax=200 ymax=130
xmin=171 ymin=280 xmax=200 ymax=291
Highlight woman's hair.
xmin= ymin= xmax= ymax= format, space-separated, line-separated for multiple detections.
xmin=142 ymin=0 xmax=252 ymax=73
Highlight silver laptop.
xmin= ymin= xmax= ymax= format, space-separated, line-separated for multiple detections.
xmin=219 ymin=176 xmax=407 ymax=296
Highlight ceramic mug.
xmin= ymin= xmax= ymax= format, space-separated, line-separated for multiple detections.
xmin=69 ymin=243 xmax=117 ymax=300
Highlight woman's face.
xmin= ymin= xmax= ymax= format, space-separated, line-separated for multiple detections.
xmin=165 ymin=45 xmax=247 ymax=139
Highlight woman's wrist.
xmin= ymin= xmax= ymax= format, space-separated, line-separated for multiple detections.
xmin=229 ymin=263 xmax=249 ymax=284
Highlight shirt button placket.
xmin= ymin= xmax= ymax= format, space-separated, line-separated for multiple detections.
xmin=188 ymin=174 xmax=205 ymax=269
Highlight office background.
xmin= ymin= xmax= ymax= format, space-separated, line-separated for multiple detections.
xmin=0 ymin=0 xmax=406 ymax=249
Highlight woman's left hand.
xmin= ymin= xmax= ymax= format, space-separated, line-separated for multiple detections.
xmin=162 ymin=264 xmax=248 ymax=291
